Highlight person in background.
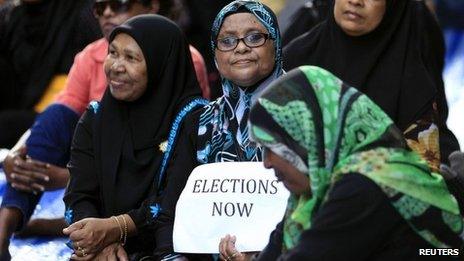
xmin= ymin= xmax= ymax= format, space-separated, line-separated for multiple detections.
xmin=220 ymin=66 xmax=463 ymax=261
xmin=279 ymin=0 xmax=331 ymax=46
xmin=181 ymin=0 xmax=232 ymax=99
xmin=153 ymin=1 xmax=283 ymax=260
xmin=283 ymin=0 xmax=460 ymax=171
xmin=63 ymin=14 xmax=207 ymax=260
xmin=0 ymin=0 xmax=101 ymax=148
xmin=0 ymin=0 xmax=209 ymax=259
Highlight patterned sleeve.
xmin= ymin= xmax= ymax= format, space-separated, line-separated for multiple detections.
xmin=403 ymin=101 xmax=441 ymax=172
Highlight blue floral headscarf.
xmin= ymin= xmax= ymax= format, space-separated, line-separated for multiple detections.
xmin=197 ymin=0 xmax=283 ymax=163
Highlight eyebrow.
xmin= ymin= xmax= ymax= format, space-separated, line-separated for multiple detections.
xmin=109 ymin=43 xmax=143 ymax=59
xmin=219 ymin=28 xmax=266 ymax=37
xmin=122 ymin=48 xmax=141 ymax=58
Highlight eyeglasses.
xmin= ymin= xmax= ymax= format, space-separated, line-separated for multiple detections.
xmin=216 ymin=33 xmax=270 ymax=52
xmin=93 ymin=0 xmax=135 ymax=17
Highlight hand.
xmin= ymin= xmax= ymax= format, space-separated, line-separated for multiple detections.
xmin=219 ymin=234 xmax=253 ymax=261
xmin=3 ymin=145 xmax=27 ymax=183
xmin=4 ymin=146 xmax=69 ymax=193
xmin=70 ymin=243 xmax=128 ymax=261
xmin=95 ymin=243 xmax=128 ymax=261
xmin=63 ymin=218 xmax=120 ymax=256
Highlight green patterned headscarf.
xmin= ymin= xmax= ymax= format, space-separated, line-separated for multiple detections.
xmin=249 ymin=66 xmax=463 ymax=250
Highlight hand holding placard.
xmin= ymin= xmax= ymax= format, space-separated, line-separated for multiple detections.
xmin=173 ymin=162 xmax=289 ymax=253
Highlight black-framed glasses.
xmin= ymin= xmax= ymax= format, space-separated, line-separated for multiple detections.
xmin=93 ymin=0 xmax=135 ymax=17
xmin=216 ymin=33 xmax=270 ymax=52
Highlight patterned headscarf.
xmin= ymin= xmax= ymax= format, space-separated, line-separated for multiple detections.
xmin=197 ymin=0 xmax=283 ymax=163
xmin=249 ymin=66 xmax=463 ymax=250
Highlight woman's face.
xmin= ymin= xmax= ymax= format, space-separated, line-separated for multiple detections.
xmin=263 ymin=148 xmax=310 ymax=195
xmin=215 ymin=12 xmax=276 ymax=87
xmin=334 ymin=0 xmax=386 ymax=36
xmin=104 ymin=33 xmax=148 ymax=102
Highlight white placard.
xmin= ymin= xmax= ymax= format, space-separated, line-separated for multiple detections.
xmin=173 ymin=162 xmax=290 ymax=253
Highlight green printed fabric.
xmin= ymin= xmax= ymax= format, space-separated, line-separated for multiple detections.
xmin=248 ymin=65 xmax=463 ymax=250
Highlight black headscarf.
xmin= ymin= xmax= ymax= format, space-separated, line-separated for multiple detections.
xmin=283 ymin=0 xmax=459 ymax=159
xmin=96 ymin=14 xmax=202 ymax=215
xmin=0 ymin=0 xmax=100 ymax=109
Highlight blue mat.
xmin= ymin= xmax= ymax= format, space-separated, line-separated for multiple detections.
xmin=0 ymin=170 xmax=72 ymax=260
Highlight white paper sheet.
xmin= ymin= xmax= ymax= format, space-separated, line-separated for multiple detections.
xmin=173 ymin=162 xmax=290 ymax=254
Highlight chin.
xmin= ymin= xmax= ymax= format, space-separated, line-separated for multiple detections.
xmin=110 ymin=89 xmax=127 ymax=101
xmin=230 ymin=74 xmax=261 ymax=87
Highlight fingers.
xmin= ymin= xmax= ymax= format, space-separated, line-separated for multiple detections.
xmin=70 ymin=252 xmax=94 ymax=261
xmin=219 ymin=234 xmax=233 ymax=261
xmin=10 ymin=182 xmax=35 ymax=193
xmin=11 ymin=162 xmax=48 ymax=182
xmin=10 ymin=171 xmax=45 ymax=191
xmin=63 ymin=221 xmax=85 ymax=236
xmin=72 ymin=240 xmax=84 ymax=250
xmin=70 ymin=245 xmax=94 ymax=261
xmin=108 ymin=251 xmax=119 ymax=261
xmin=219 ymin=235 xmax=241 ymax=261
xmin=24 ymin=157 xmax=49 ymax=169
xmin=67 ymin=228 xmax=87 ymax=242
xmin=6 ymin=155 xmax=49 ymax=192
xmin=17 ymin=145 xmax=27 ymax=156
xmin=14 ymin=160 xmax=50 ymax=181
xmin=219 ymin=236 xmax=226 ymax=260
xmin=4 ymin=156 xmax=26 ymax=181
xmin=116 ymin=246 xmax=129 ymax=261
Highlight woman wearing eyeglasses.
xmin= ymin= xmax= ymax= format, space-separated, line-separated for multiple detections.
xmin=152 ymin=1 xmax=283 ymax=260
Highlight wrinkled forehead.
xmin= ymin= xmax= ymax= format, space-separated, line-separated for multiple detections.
xmin=217 ymin=12 xmax=268 ymax=36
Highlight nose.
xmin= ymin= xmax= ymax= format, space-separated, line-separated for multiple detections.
xmin=111 ymin=59 xmax=126 ymax=73
xmin=348 ymin=0 xmax=364 ymax=6
xmin=102 ymin=3 xmax=115 ymax=17
xmin=234 ymin=38 xmax=251 ymax=54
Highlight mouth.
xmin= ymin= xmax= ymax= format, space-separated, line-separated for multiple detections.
xmin=344 ymin=10 xmax=363 ymax=20
xmin=109 ymin=78 xmax=129 ymax=89
xmin=102 ymin=22 xmax=117 ymax=32
xmin=232 ymin=59 xmax=254 ymax=65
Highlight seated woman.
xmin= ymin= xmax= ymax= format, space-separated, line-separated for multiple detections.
xmin=62 ymin=14 xmax=207 ymax=260
xmin=283 ymin=0 xmax=460 ymax=170
xmin=153 ymin=1 xmax=283 ymax=259
xmin=220 ymin=66 xmax=463 ymax=260
xmin=0 ymin=1 xmax=210 ymax=255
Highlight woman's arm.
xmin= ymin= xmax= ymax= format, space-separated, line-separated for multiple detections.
xmin=275 ymin=173 xmax=410 ymax=261
xmin=153 ymin=111 xmax=201 ymax=260
xmin=63 ymin=107 xmax=101 ymax=222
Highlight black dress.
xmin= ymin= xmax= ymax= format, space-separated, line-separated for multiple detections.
xmin=153 ymin=109 xmax=207 ymax=259
xmin=65 ymin=105 xmax=162 ymax=255
xmin=64 ymin=15 xmax=204 ymax=256
xmin=256 ymin=173 xmax=461 ymax=261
